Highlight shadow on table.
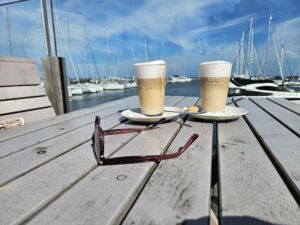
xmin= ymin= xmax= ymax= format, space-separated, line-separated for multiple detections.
xmin=178 ymin=216 xmax=280 ymax=225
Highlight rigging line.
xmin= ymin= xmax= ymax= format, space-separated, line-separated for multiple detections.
xmin=53 ymin=0 xmax=80 ymax=83
xmin=271 ymin=28 xmax=285 ymax=85
xmin=84 ymin=25 xmax=101 ymax=81
xmin=283 ymin=46 xmax=292 ymax=77
xmin=253 ymin=41 xmax=263 ymax=77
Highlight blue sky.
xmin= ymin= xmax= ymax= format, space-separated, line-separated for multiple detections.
xmin=0 ymin=0 xmax=300 ymax=78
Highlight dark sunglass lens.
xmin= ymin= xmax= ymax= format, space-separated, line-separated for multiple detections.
xmin=94 ymin=127 xmax=101 ymax=160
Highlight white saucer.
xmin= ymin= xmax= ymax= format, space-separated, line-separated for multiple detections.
xmin=121 ymin=108 xmax=179 ymax=123
xmin=189 ymin=106 xmax=247 ymax=121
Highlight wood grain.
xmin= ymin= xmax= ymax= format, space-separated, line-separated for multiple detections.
xmin=0 ymin=96 xmax=139 ymax=158
xmin=0 ymin=56 xmax=36 ymax=63
xmin=0 ymin=85 xmax=46 ymax=100
xmin=268 ymin=98 xmax=300 ymax=115
xmin=0 ymin=96 xmax=139 ymax=142
xmin=22 ymin=97 xmax=190 ymax=225
xmin=0 ymin=118 xmax=142 ymax=225
xmin=0 ymin=96 xmax=145 ymax=186
xmin=0 ymin=57 xmax=40 ymax=86
xmin=235 ymin=97 xmax=300 ymax=202
xmin=0 ymin=96 xmax=184 ymax=225
xmin=0 ymin=108 xmax=55 ymax=125
xmin=123 ymin=98 xmax=212 ymax=225
xmin=218 ymin=98 xmax=300 ymax=225
xmin=0 ymin=96 xmax=52 ymax=115
xmin=251 ymin=97 xmax=300 ymax=135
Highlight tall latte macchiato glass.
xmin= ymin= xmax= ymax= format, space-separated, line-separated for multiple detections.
xmin=135 ymin=60 xmax=166 ymax=116
xmin=199 ymin=61 xmax=232 ymax=112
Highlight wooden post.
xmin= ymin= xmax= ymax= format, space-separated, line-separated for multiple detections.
xmin=42 ymin=56 xmax=69 ymax=115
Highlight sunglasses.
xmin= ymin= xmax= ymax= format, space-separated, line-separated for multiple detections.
xmin=91 ymin=116 xmax=199 ymax=165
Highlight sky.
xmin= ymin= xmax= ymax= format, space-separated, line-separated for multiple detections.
xmin=0 ymin=0 xmax=300 ymax=78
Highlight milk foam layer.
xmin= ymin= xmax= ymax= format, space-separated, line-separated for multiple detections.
xmin=135 ymin=60 xmax=166 ymax=79
xmin=199 ymin=61 xmax=232 ymax=78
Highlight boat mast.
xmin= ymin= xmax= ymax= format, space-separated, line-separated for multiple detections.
xmin=53 ymin=7 xmax=80 ymax=84
xmin=84 ymin=25 xmax=101 ymax=81
xmin=240 ymin=32 xmax=245 ymax=75
xmin=254 ymin=45 xmax=263 ymax=76
xmin=24 ymin=35 xmax=32 ymax=58
xmin=105 ymin=30 xmax=112 ymax=79
xmin=183 ymin=55 xmax=186 ymax=77
xmin=280 ymin=40 xmax=284 ymax=73
xmin=246 ymin=16 xmax=253 ymax=76
xmin=263 ymin=12 xmax=272 ymax=77
xmin=144 ymin=39 xmax=148 ymax=62
xmin=271 ymin=28 xmax=285 ymax=87
xmin=235 ymin=42 xmax=239 ymax=75
xmin=5 ymin=7 xmax=13 ymax=56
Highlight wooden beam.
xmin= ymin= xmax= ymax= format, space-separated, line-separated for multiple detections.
xmin=0 ymin=86 xmax=46 ymax=101
xmin=0 ymin=57 xmax=40 ymax=86
xmin=42 ymin=56 xmax=69 ymax=114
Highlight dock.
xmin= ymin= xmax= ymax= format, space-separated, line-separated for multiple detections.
xmin=0 ymin=96 xmax=299 ymax=225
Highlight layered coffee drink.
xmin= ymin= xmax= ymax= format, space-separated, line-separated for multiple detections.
xmin=135 ymin=60 xmax=166 ymax=116
xmin=199 ymin=61 xmax=232 ymax=112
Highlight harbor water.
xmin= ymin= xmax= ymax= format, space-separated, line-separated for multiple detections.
xmin=68 ymin=79 xmax=300 ymax=111
xmin=69 ymin=80 xmax=200 ymax=111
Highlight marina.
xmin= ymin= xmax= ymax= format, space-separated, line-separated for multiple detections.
xmin=1 ymin=1 xmax=300 ymax=225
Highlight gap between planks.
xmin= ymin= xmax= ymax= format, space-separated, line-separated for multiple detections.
xmin=1 ymin=96 xmax=186 ymax=225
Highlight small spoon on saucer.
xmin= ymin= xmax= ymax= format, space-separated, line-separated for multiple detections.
xmin=163 ymin=106 xmax=206 ymax=115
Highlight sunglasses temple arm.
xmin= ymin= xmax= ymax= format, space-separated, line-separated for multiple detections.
xmin=147 ymin=118 xmax=166 ymax=129
xmin=102 ymin=133 xmax=198 ymax=165
xmin=103 ymin=118 xmax=167 ymax=135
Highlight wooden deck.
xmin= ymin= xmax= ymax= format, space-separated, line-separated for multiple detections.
xmin=0 ymin=96 xmax=299 ymax=225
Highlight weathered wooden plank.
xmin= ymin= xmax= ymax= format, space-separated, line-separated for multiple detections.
xmin=268 ymin=98 xmax=300 ymax=115
xmin=0 ymin=57 xmax=40 ymax=86
xmin=0 ymin=96 xmax=182 ymax=186
xmin=251 ymin=98 xmax=300 ymax=136
xmin=218 ymin=99 xmax=300 ymax=224
xmin=23 ymin=97 xmax=195 ymax=225
xmin=0 ymin=118 xmax=143 ymax=225
xmin=0 ymin=96 xmax=52 ymax=115
xmin=0 ymin=85 xmax=46 ymax=100
xmin=0 ymin=99 xmax=144 ymax=186
xmin=235 ymin=97 xmax=300 ymax=201
xmin=0 ymin=96 xmax=139 ymax=142
xmin=0 ymin=56 xmax=36 ymax=63
xmin=123 ymin=100 xmax=212 ymax=225
xmin=0 ymin=107 xmax=55 ymax=125
xmin=0 ymin=96 xmax=139 ymax=158
xmin=0 ymin=96 xmax=185 ymax=225
xmin=42 ymin=57 xmax=69 ymax=114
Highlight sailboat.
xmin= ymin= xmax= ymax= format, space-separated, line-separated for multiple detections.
xmin=53 ymin=8 xmax=83 ymax=96
xmin=83 ymin=25 xmax=104 ymax=92
xmin=102 ymin=31 xmax=125 ymax=90
xmin=229 ymin=13 xmax=300 ymax=98
xmin=169 ymin=75 xmax=192 ymax=83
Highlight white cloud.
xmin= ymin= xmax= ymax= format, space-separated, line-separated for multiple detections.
xmin=190 ymin=14 xmax=250 ymax=35
xmin=274 ymin=17 xmax=300 ymax=58
xmin=73 ymin=0 xmax=221 ymax=41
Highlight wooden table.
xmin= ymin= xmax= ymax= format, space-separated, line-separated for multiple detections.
xmin=0 ymin=96 xmax=299 ymax=225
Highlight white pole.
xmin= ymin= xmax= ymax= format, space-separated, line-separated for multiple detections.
xmin=271 ymin=28 xmax=285 ymax=86
xmin=144 ymin=39 xmax=148 ymax=62
xmin=240 ymin=32 xmax=245 ymax=75
xmin=246 ymin=16 xmax=253 ymax=76
xmin=236 ymin=42 xmax=239 ymax=75
xmin=263 ymin=12 xmax=272 ymax=77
